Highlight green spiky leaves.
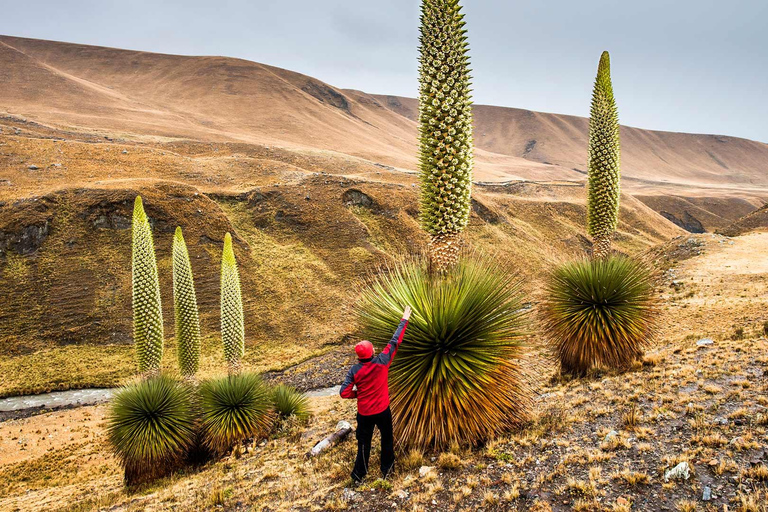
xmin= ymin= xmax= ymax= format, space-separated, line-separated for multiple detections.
xmin=418 ymin=0 xmax=474 ymax=269
xmin=356 ymin=255 xmax=531 ymax=449
xmin=199 ymin=373 xmax=274 ymax=454
xmin=107 ymin=375 xmax=196 ymax=484
xmin=132 ymin=196 xmax=164 ymax=375
xmin=541 ymin=255 xmax=658 ymax=376
xmin=587 ymin=51 xmax=621 ymax=257
xmin=173 ymin=227 xmax=201 ymax=378
xmin=221 ymin=233 xmax=244 ymax=374
xmin=271 ymin=384 xmax=310 ymax=422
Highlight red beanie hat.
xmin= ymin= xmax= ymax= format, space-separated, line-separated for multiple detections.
xmin=355 ymin=340 xmax=374 ymax=359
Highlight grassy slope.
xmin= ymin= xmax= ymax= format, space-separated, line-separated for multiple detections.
xmin=0 ymin=121 xmax=682 ymax=397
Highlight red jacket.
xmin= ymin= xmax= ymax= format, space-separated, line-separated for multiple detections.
xmin=339 ymin=319 xmax=408 ymax=416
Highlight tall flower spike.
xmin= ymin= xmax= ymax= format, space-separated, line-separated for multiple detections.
xmin=220 ymin=232 xmax=244 ymax=374
xmin=172 ymin=227 xmax=201 ymax=378
xmin=132 ymin=196 xmax=163 ymax=376
xmin=586 ymin=51 xmax=621 ymax=259
xmin=418 ymin=0 xmax=474 ymax=273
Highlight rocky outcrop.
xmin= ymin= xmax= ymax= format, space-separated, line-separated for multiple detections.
xmin=660 ymin=211 xmax=705 ymax=233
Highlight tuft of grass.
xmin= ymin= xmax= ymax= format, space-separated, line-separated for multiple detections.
xmin=614 ymin=468 xmax=650 ymax=486
xmin=270 ymin=384 xmax=310 ymax=422
xmin=677 ymin=499 xmax=697 ymax=512
xmin=437 ymin=452 xmax=462 ymax=470
xmin=541 ymin=255 xmax=659 ymax=376
xmin=356 ymin=254 xmax=531 ymax=449
xmin=199 ymin=372 xmax=275 ymax=454
xmin=744 ymin=464 xmax=768 ymax=482
xmin=106 ymin=375 xmax=196 ymax=485
xmin=621 ymin=403 xmax=641 ymax=430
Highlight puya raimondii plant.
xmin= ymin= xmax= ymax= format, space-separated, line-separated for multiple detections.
xmin=220 ymin=232 xmax=244 ymax=375
xmin=172 ymin=227 xmax=201 ymax=379
xmin=132 ymin=196 xmax=164 ymax=376
xmin=586 ymin=51 xmax=621 ymax=259
xmin=418 ymin=0 xmax=474 ymax=273
xmin=356 ymin=255 xmax=531 ymax=449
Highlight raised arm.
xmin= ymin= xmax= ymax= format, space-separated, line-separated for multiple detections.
xmin=376 ymin=306 xmax=412 ymax=366
xmin=339 ymin=366 xmax=357 ymax=399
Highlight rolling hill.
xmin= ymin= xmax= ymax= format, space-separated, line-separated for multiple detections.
xmin=0 ymin=35 xmax=767 ymax=396
xmin=1 ymin=35 xmax=767 ymax=194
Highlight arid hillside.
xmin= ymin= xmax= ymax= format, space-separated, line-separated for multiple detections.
xmin=1 ymin=35 xmax=767 ymax=192
xmin=1 ymin=35 xmax=768 ymax=397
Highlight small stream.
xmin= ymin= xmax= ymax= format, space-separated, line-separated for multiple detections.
xmin=0 ymin=388 xmax=115 ymax=412
xmin=0 ymin=385 xmax=338 ymax=417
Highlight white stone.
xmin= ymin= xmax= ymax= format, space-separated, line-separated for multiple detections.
xmin=664 ymin=462 xmax=691 ymax=482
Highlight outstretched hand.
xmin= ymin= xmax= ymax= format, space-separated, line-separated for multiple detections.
xmin=402 ymin=305 xmax=412 ymax=321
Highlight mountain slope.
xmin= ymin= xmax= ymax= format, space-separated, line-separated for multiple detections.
xmin=2 ymin=35 xmax=767 ymax=193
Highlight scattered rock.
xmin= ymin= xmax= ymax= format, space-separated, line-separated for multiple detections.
xmin=703 ymin=486 xmax=712 ymax=501
xmin=603 ymin=430 xmax=619 ymax=443
xmin=342 ymin=189 xmax=374 ymax=208
xmin=27 ymin=165 xmax=40 ymax=170
xmin=341 ymin=488 xmax=357 ymax=502
xmin=696 ymin=338 xmax=714 ymax=347
xmin=419 ymin=466 xmax=435 ymax=478
xmin=0 ymin=221 xmax=50 ymax=255
xmin=664 ymin=461 xmax=691 ymax=482
xmin=121 ymin=150 xmax=128 ymax=154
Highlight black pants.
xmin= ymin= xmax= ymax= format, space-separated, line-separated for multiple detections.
xmin=352 ymin=407 xmax=394 ymax=482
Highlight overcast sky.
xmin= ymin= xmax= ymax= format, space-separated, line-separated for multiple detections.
xmin=1 ymin=0 xmax=766 ymax=142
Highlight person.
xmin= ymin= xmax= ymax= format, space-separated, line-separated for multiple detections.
xmin=339 ymin=305 xmax=412 ymax=482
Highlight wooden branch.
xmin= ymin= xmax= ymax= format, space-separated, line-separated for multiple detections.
xmin=307 ymin=421 xmax=353 ymax=458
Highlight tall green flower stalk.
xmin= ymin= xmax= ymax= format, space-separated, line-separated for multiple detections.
xmin=132 ymin=196 xmax=163 ymax=376
xmin=587 ymin=51 xmax=621 ymax=259
xmin=220 ymin=233 xmax=244 ymax=375
xmin=418 ymin=0 xmax=474 ymax=273
xmin=172 ymin=227 xmax=201 ymax=379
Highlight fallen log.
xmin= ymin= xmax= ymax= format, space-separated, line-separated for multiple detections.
xmin=307 ymin=421 xmax=353 ymax=458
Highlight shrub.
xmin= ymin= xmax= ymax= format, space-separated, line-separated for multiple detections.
xmin=541 ymin=255 xmax=658 ymax=375
xmin=172 ymin=227 xmax=201 ymax=378
xmin=418 ymin=0 xmax=474 ymax=272
xmin=271 ymin=384 xmax=310 ymax=422
xmin=107 ymin=375 xmax=196 ymax=485
xmin=356 ymin=254 xmax=531 ymax=449
xmin=220 ymin=233 xmax=244 ymax=375
xmin=131 ymin=196 xmax=164 ymax=375
xmin=199 ymin=373 xmax=274 ymax=454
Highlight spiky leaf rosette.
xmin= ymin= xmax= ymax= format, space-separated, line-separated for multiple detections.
xmin=418 ymin=0 xmax=474 ymax=272
xmin=271 ymin=384 xmax=310 ymax=422
xmin=356 ymin=255 xmax=531 ymax=449
xmin=132 ymin=196 xmax=164 ymax=375
xmin=220 ymin=233 xmax=244 ymax=374
xmin=587 ymin=51 xmax=621 ymax=259
xmin=541 ymin=255 xmax=659 ymax=376
xmin=199 ymin=373 xmax=274 ymax=454
xmin=107 ymin=375 xmax=195 ymax=485
xmin=172 ymin=227 xmax=201 ymax=378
